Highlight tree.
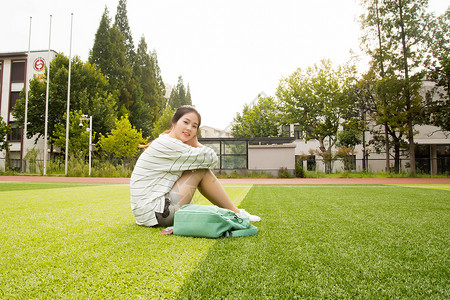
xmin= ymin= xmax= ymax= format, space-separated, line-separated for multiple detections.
xmin=277 ymin=59 xmax=357 ymax=173
xmin=424 ymin=8 xmax=450 ymax=132
xmin=89 ymin=7 xmax=114 ymax=81
xmin=0 ymin=116 xmax=11 ymax=171
xmin=186 ymin=84 xmax=192 ymax=106
xmin=110 ymin=25 xmax=134 ymax=114
xmin=231 ymin=95 xmax=281 ymax=138
xmin=346 ymin=71 xmax=378 ymax=171
xmin=0 ymin=116 xmax=11 ymax=152
xmin=98 ymin=115 xmax=146 ymax=160
xmin=152 ymin=105 xmax=176 ymax=139
xmin=130 ymin=36 xmax=166 ymax=137
xmin=89 ymin=6 xmax=133 ymax=116
xmin=52 ymin=111 xmax=92 ymax=157
xmin=13 ymin=54 xmax=116 ymax=145
xmin=375 ymin=75 xmax=422 ymax=172
xmin=350 ymin=68 xmax=422 ymax=173
xmin=360 ymin=0 xmax=392 ymax=171
xmin=360 ymin=0 xmax=433 ymax=175
xmin=336 ymin=126 xmax=363 ymax=172
xmin=151 ymin=50 xmax=166 ymax=99
xmin=168 ymin=76 xmax=191 ymax=108
xmin=114 ymin=0 xmax=135 ymax=65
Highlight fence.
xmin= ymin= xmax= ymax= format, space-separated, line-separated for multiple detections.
xmin=1 ymin=156 xmax=448 ymax=176
xmin=0 ymin=157 xmax=136 ymax=177
xmin=300 ymin=157 xmax=449 ymax=175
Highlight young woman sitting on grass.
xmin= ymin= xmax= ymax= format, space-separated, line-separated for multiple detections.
xmin=130 ymin=105 xmax=260 ymax=227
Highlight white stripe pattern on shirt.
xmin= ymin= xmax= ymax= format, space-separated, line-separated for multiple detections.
xmin=130 ymin=134 xmax=218 ymax=226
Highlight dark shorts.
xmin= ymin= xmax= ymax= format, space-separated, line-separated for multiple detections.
xmin=155 ymin=193 xmax=179 ymax=227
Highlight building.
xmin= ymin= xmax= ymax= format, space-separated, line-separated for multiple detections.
xmin=284 ymin=123 xmax=448 ymax=175
xmin=221 ymin=84 xmax=449 ymax=175
xmin=282 ymin=81 xmax=449 ymax=175
xmin=0 ymin=50 xmax=57 ymax=171
xmin=164 ymin=83 xmax=173 ymax=99
xmin=200 ymin=125 xmax=232 ymax=138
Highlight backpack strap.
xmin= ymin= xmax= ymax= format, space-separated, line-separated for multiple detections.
xmin=224 ymin=224 xmax=258 ymax=237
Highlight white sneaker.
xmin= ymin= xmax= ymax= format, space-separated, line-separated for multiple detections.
xmin=238 ymin=209 xmax=261 ymax=222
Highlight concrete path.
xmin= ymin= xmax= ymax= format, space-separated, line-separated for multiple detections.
xmin=1 ymin=175 xmax=449 ymax=185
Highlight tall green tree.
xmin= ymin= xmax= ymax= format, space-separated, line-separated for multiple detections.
xmin=424 ymin=8 xmax=450 ymax=131
xmin=186 ymin=84 xmax=192 ymax=106
xmin=131 ymin=36 xmax=166 ymax=137
xmin=168 ymin=76 xmax=191 ymax=108
xmin=89 ymin=6 xmax=133 ymax=116
xmin=231 ymin=95 xmax=281 ymax=138
xmin=109 ymin=25 xmax=134 ymax=115
xmin=89 ymin=7 xmax=114 ymax=82
xmin=360 ymin=0 xmax=432 ymax=175
xmin=375 ymin=76 xmax=422 ymax=172
xmin=114 ymin=0 xmax=135 ymax=65
xmin=13 ymin=54 xmax=117 ymax=145
xmin=350 ymin=68 xmax=422 ymax=173
xmin=277 ymin=59 xmax=357 ymax=173
xmin=151 ymin=50 xmax=166 ymax=98
xmin=346 ymin=71 xmax=377 ymax=171
xmin=360 ymin=0 xmax=392 ymax=171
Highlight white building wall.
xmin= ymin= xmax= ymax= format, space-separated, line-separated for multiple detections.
xmin=0 ymin=50 xmax=57 ymax=171
xmin=248 ymin=143 xmax=296 ymax=176
xmin=200 ymin=125 xmax=232 ymax=138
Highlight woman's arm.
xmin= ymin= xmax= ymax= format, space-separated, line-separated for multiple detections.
xmin=185 ymin=135 xmax=203 ymax=148
xmin=147 ymin=134 xmax=218 ymax=172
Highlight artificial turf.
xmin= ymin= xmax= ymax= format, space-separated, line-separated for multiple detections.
xmin=0 ymin=182 xmax=448 ymax=299
xmin=0 ymin=182 xmax=249 ymax=299
xmin=180 ymin=185 xmax=450 ymax=299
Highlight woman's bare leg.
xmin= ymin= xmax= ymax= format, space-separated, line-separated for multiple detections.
xmin=169 ymin=169 xmax=239 ymax=213
xmin=197 ymin=170 xmax=239 ymax=213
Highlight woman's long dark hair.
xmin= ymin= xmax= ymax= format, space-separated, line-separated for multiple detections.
xmin=171 ymin=105 xmax=201 ymax=128
xmin=140 ymin=105 xmax=201 ymax=149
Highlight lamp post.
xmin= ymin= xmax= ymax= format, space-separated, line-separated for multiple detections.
xmin=79 ymin=115 xmax=92 ymax=176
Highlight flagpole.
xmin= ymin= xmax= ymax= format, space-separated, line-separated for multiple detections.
xmin=23 ymin=16 xmax=32 ymax=172
xmin=65 ymin=13 xmax=73 ymax=175
xmin=43 ymin=15 xmax=52 ymax=175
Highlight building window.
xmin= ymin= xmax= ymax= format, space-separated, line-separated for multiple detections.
xmin=281 ymin=125 xmax=291 ymax=137
xmin=436 ymin=145 xmax=450 ymax=174
xmin=307 ymin=155 xmax=316 ymax=171
xmin=200 ymin=140 xmax=248 ymax=169
xmin=8 ymin=122 xmax=22 ymax=142
xmin=9 ymin=91 xmax=21 ymax=112
xmin=221 ymin=140 xmax=247 ymax=169
xmin=11 ymin=60 xmax=26 ymax=83
xmin=294 ymin=125 xmax=302 ymax=139
xmin=0 ymin=61 xmax=3 ymax=110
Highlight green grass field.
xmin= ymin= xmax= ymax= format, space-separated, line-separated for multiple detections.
xmin=0 ymin=182 xmax=448 ymax=299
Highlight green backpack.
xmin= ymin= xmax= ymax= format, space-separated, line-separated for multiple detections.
xmin=173 ymin=204 xmax=258 ymax=238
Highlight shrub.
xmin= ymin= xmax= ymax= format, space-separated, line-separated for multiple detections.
xmin=278 ymin=167 xmax=293 ymax=178
xmin=295 ymin=161 xmax=305 ymax=178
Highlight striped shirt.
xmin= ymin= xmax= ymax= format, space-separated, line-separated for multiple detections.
xmin=130 ymin=134 xmax=218 ymax=226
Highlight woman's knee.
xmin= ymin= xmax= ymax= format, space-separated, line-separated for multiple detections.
xmin=174 ymin=169 xmax=209 ymax=192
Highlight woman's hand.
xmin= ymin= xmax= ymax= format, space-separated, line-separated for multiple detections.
xmin=185 ymin=135 xmax=203 ymax=148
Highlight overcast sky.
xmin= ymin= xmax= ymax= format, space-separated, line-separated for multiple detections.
xmin=2 ymin=0 xmax=448 ymax=130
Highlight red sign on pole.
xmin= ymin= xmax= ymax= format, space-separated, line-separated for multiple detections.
xmin=33 ymin=57 xmax=46 ymax=72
